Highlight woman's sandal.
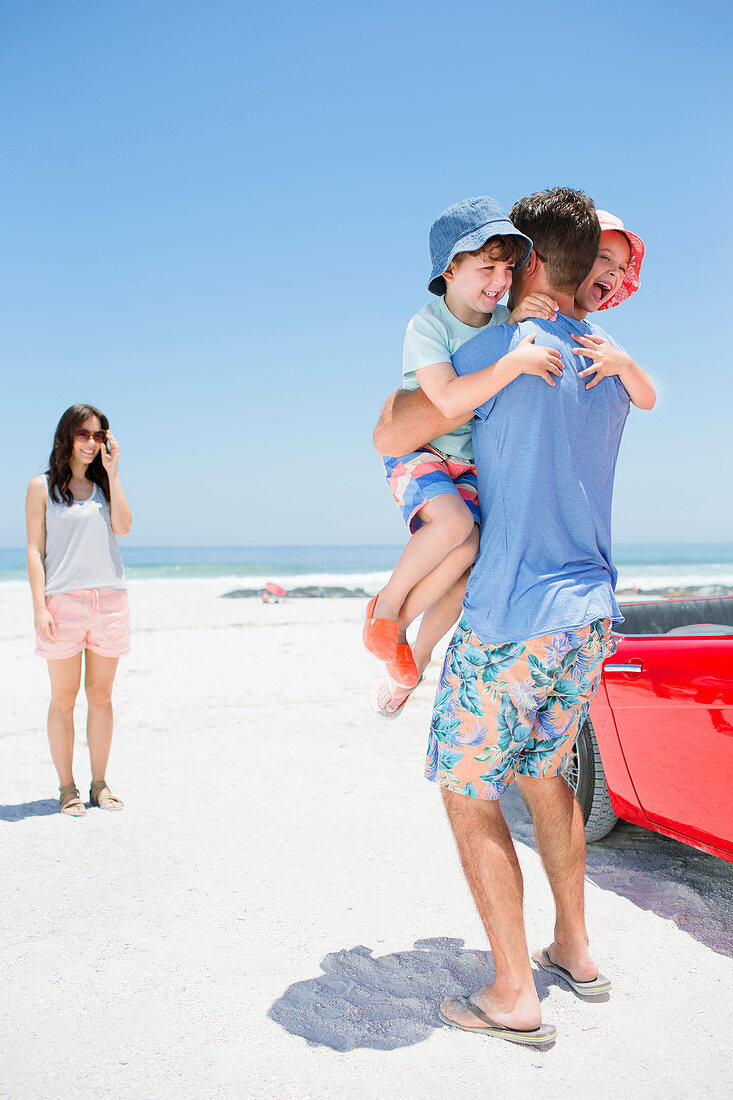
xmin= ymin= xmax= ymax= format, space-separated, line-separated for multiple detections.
xmin=90 ymin=779 xmax=124 ymax=811
xmin=59 ymin=783 xmax=86 ymax=816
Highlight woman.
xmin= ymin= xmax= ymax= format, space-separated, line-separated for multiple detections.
xmin=26 ymin=404 xmax=132 ymax=815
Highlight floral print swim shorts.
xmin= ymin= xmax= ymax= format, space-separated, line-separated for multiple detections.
xmin=425 ymin=616 xmax=616 ymax=800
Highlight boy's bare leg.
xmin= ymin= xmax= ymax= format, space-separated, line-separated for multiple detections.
xmin=440 ymin=788 xmax=542 ymax=1030
xmin=397 ymin=529 xmax=476 ymax=640
xmin=375 ymin=570 xmax=469 ymax=713
xmin=374 ymin=497 xmax=475 ymax=623
xmin=517 ymin=774 xmax=599 ymax=980
xmin=411 ymin=579 xmax=466 ymax=674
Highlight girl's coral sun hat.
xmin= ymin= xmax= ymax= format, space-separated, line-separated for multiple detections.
xmin=595 ymin=210 xmax=645 ymax=310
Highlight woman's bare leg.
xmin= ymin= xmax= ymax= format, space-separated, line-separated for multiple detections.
xmin=46 ymin=654 xmax=83 ymax=788
xmin=84 ymin=651 xmax=119 ymax=782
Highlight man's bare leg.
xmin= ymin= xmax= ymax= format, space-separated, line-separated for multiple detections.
xmin=518 ymin=774 xmax=599 ymax=980
xmin=440 ymin=787 xmax=542 ymax=1030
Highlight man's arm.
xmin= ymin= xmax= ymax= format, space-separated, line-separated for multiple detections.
xmin=372 ymin=388 xmax=468 ymax=457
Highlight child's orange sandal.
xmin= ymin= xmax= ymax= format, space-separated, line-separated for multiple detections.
xmin=386 ymin=643 xmax=420 ymax=688
xmin=363 ymin=594 xmax=398 ymax=660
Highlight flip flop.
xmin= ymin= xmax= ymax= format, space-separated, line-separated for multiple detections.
xmin=370 ymin=676 xmax=424 ymax=719
xmin=363 ymin=594 xmax=398 ymax=660
xmin=533 ymin=948 xmax=612 ymax=998
xmin=438 ymin=996 xmax=557 ymax=1047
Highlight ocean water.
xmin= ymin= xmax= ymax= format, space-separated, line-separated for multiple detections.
xmin=2 ymin=543 xmax=733 ymax=594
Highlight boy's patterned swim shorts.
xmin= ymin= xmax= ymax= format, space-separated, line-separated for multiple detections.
xmin=425 ymin=616 xmax=616 ymax=800
xmin=383 ymin=447 xmax=479 ymax=533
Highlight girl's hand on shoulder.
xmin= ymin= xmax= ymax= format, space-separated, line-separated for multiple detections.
xmin=101 ymin=432 xmax=120 ymax=478
xmin=508 ymin=293 xmax=559 ymax=324
xmin=572 ymin=334 xmax=630 ymax=388
xmin=35 ymin=606 xmax=57 ymax=642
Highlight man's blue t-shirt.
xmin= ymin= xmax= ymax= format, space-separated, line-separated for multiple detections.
xmin=452 ymin=311 xmax=630 ymax=644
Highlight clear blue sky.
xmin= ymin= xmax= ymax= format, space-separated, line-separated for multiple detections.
xmin=1 ymin=0 xmax=731 ymax=546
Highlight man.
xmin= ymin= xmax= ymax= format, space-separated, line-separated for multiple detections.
xmin=374 ymin=188 xmax=633 ymax=1046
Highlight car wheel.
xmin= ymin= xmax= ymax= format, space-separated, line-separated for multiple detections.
xmin=561 ymin=716 xmax=619 ymax=842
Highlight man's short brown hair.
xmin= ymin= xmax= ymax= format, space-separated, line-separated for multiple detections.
xmin=451 ymin=233 xmax=528 ymax=271
xmin=510 ymin=188 xmax=600 ymax=292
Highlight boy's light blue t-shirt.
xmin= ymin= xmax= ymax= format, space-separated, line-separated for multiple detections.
xmin=452 ymin=312 xmax=631 ymax=644
xmin=402 ymin=297 xmax=510 ymax=463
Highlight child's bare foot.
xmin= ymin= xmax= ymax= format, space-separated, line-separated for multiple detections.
xmin=370 ymin=676 xmax=423 ymax=719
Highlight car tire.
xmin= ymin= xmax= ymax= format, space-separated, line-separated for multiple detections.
xmin=562 ymin=716 xmax=619 ymax=842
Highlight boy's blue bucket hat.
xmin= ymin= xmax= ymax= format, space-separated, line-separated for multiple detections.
xmin=428 ymin=196 xmax=533 ymax=296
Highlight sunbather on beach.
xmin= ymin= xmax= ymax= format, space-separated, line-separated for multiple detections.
xmin=372 ymin=187 xmax=655 ymax=1046
xmin=364 ymin=196 xmax=563 ymax=697
xmin=372 ymin=205 xmax=654 ymax=717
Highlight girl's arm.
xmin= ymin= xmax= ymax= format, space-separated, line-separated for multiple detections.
xmin=572 ymin=335 xmax=656 ymax=410
xmin=416 ymin=335 xmax=564 ymax=421
xmin=25 ymin=477 xmax=56 ymax=641
xmin=101 ymin=433 xmax=133 ymax=535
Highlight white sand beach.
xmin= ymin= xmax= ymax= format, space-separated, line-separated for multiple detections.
xmin=1 ymin=580 xmax=732 ymax=1099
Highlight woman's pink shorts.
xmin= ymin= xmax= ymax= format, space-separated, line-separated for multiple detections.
xmin=36 ymin=588 xmax=131 ymax=660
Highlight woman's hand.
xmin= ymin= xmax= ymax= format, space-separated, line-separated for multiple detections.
xmin=101 ymin=431 xmax=120 ymax=479
xmin=104 ymin=435 xmax=133 ymax=535
xmin=35 ymin=606 xmax=57 ymax=643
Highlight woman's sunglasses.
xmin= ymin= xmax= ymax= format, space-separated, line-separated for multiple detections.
xmin=75 ymin=429 xmax=107 ymax=444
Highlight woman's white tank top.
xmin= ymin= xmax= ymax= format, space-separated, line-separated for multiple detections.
xmin=44 ymin=476 xmax=126 ymax=596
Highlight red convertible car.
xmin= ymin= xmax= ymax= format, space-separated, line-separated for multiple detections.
xmin=563 ymin=596 xmax=733 ymax=863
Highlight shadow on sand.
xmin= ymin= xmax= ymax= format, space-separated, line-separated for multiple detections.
xmin=0 ymin=798 xmax=60 ymax=822
xmin=501 ymin=785 xmax=733 ymax=959
xmin=269 ymin=937 xmax=556 ymax=1052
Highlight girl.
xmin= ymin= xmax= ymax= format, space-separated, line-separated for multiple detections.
xmin=26 ymin=404 xmax=132 ymax=815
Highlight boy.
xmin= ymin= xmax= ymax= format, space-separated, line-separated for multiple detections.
xmin=364 ymin=196 xmax=562 ymax=692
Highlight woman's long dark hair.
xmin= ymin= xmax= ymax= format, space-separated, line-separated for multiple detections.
xmin=46 ymin=404 xmax=110 ymax=505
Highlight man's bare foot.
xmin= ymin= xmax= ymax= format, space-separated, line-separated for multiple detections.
xmin=441 ymin=980 xmax=542 ymax=1033
xmin=537 ymin=941 xmax=598 ymax=982
xmin=532 ymin=945 xmax=612 ymax=997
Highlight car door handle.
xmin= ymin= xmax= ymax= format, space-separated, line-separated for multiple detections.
xmin=604 ymin=661 xmax=643 ymax=674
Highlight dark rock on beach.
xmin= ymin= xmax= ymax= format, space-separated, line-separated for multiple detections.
xmin=223 ymin=586 xmax=371 ymax=599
